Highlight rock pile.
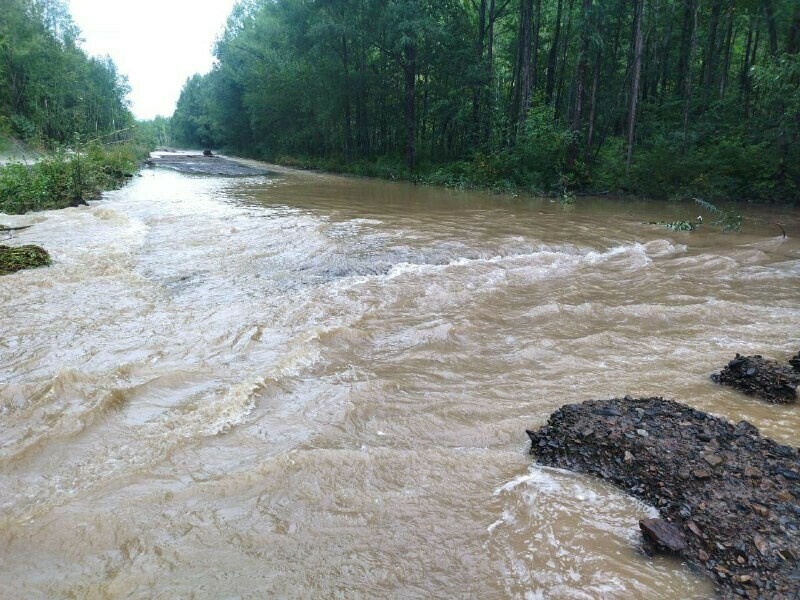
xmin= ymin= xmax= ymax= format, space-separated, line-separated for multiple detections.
xmin=790 ymin=352 xmax=800 ymax=373
xmin=527 ymin=397 xmax=800 ymax=598
xmin=712 ymin=354 xmax=798 ymax=404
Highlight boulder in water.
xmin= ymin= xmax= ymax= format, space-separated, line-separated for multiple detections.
xmin=711 ymin=353 xmax=798 ymax=404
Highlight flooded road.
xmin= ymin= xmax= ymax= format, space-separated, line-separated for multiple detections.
xmin=1 ymin=162 xmax=799 ymax=598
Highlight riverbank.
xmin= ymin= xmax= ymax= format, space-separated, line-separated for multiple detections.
xmin=0 ymin=142 xmax=150 ymax=214
xmin=221 ymin=150 xmax=800 ymax=214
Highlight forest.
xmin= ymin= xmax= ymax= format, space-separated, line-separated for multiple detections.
xmin=0 ymin=1 xmax=148 ymax=215
xmin=0 ymin=0 xmax=133 ymax=146
xmin=173 ymin=0 xmax=800 ymax=202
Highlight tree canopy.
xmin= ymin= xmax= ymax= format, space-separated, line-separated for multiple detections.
xmin=173 ymin=0 xmax=799 ymax=201
xmin=0 ymin=0 xmax=133 ymax=146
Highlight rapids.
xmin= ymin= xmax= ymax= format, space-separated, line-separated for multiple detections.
xmin=1 ymin=161 xmax=799 ymax=598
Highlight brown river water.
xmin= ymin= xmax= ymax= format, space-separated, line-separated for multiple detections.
xmin=1 ymin=161 xmax=799 ymax=598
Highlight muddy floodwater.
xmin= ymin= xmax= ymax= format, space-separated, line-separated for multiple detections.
xmin=1 ymin=161 xmax=799 ymax=598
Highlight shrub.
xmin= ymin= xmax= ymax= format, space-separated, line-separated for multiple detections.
xmin=0 ymin=143 xmax=148 ymax=214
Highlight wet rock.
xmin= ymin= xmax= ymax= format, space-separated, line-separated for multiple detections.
xmin=527 ymin=397 xmax=800 ymax=598
xmin=640 ymin=518 xmax=687 ymax=553
xmin=203 ymin=149 xmax=214 ymax=156
xmin=711 ymin=353 xmax=798 ymax=403
xmin=790 ymin=352 xmax=800 ymax=372
xmin=744 ymin=467 xmax=762 ymax=478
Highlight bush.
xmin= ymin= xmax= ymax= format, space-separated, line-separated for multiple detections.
xmin=0 ymin=143 xmax=149 ymax=214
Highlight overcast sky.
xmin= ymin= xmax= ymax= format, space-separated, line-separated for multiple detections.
xmin=69 ymin=0 xmax=239 ymax=120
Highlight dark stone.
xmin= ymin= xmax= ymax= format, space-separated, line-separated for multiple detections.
xmin=711 ymin=353 xmax=798 ymax=404
xmin=640 ymin=518 xmax=687 ymax=553
xmin=790 ymin=352 xmax=800 ymax=372
xmin=527 ymin=397 xmax=800 ymax=598
xmin=203 ymin=149 xmax=214 ymax=156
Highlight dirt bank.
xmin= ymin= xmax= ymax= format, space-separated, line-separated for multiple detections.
xmin=527 ymin=397 xmax=800 ymax=598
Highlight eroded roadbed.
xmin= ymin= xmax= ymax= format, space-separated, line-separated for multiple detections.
xmin=147 ymin=153 xmax=270 ymax=176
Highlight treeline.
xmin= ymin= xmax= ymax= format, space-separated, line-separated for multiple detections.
xmin=0 ymin=0 xmax=133 ymax=146
xmin=174 ymin=0 xmax=800 ymax=201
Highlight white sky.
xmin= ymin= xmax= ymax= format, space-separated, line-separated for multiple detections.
xmin=69 ymin=0 xmax=239 ymax=120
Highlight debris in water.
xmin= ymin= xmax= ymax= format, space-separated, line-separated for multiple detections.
xmin=0 ymin=244 xmax=51 ymax=275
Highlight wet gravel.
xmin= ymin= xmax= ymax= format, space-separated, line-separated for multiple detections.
xmin=712 ymin=354 xmax=799 ymax=404
xmin=147 ymin=153 xmax=270 ymax=177
xmin=527 ymin=397 xmax=800 ymax=599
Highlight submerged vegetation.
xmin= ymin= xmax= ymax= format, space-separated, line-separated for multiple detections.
xmin=0 ymin=244 xmax=50 ymax=275
xmin=172 ymin=0 xmax=799 ymax=203
xmin=646 ymin=198 xmax=744 ymax=232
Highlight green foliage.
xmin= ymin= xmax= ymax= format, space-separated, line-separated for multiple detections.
xmin=694 ymin=198 xmax=743 ymax=232
xmin=135 ymin=116 xmax=173 ymax=148
xmin=0 ymin=143 xmax=148 ymax=214
xmin=170 ymin=0 xmax=799 ymax=204
xmin=644 ymin=199 xmax=743 ymax=233
xmin=507 ymin=103 xmax=576 ymax=191
xmin=0 ymin=0 xmax=133 ymax=147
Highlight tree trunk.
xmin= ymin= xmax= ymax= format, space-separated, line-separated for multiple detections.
xmin=676 ymin=0 xmax=692 ymax=93
xmin=341 ymin=33 xmax=353 ymax=161
xmin=568 ymin=0 xmax=592 ymax=167
xmin=627 ymin=0 xmax=644 ymax=175
xmin=682 ymin=1 xmax=698 ymax=142
xmin=532 ymin=0 xmax=541 ymax=93
xmin=545 ymin=0 xmax=563 ymax=102
xmin=585 ymin=45 xmax=600 ymax=166
xmin=403 ymin=41 xmax=417 ymax=172
xmin=764 ymin=0 xmax=778 ymax=57
xmin=555 ymin=0 xmax=575 ymax=121
xmin=788 ymin=6 xmax=800 ymax=55
xmin=718 ymin=8 xmax=734 ymax=100
xmin=484 ymin=0 xmax=496 ymax=145
xmin=472 ymin=0 xmax=487 ymax=146
xmin=356 ymin=35 xmax=369 ymax=157
xmin=517 ymin=0 xmax=534 ymax=129
xmin=701 ymin=0 xmax=722 ymax=110
xmin=740 ymin=16 xmax=753 ymax=98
